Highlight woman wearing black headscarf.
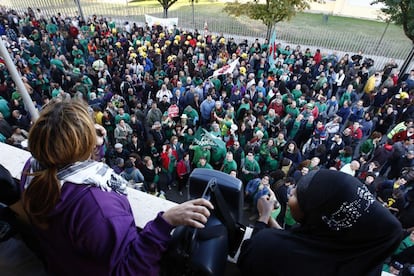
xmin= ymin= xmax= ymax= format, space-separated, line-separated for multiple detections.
xmin=238 ymin=169 xmax=402 ymax=276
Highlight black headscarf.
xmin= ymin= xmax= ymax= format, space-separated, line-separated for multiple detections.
xmin=238 ymin=169 xmax=402 ymax=276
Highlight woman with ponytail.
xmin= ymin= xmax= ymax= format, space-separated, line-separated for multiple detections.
xmin=21 ymin=99 xmax=213 ymax=275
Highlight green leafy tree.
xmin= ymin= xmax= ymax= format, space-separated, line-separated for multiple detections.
xmin=158 ymin=0 xmax=179 ymax=18
xmin=372 ymin=0 xmax=414 ymax=42
xmin=372 ymin=0 xmax=414 ymax=75
xmin=224 ymin=0 xmax=312 ymax=40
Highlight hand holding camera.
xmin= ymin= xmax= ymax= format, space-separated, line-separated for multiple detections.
xmin=257 ymin=194 xmax=281 ymax=229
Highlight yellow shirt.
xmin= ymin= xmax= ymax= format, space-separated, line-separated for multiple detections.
xmin=94 ymin=111 xmax=103 ymax=125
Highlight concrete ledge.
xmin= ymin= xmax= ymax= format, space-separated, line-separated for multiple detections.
xmin=127 ymin=187 xmax=177 ymax=228
xmin=0 ymin=142 xmax=31 ymax=180
xmin=0 ymin=142 xmax=177 ymax=229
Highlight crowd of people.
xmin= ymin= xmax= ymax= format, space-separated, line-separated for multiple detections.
xmin=1 ymin=6 xmax=414 ymax=274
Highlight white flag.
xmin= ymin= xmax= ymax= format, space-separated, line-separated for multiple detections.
xmin=212 ymin=58 xmax=239 ymax=78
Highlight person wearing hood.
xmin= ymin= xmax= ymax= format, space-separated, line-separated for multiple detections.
xmin=371 ymin=139 xmax=395 ymax=168
xmin=238 ymin=169 xmax=402 ymax=276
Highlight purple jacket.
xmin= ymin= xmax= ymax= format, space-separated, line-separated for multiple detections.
xmin=21 ymin=161 xmax=174 ymax=275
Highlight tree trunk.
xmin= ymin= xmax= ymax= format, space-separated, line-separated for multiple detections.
xmin=265 ymin=23 xmax=273 ymax=41
xmin=163 ymin=7 xmax=168 ymax=18
xmin=399 ymin=45 xmax=414 ymax=80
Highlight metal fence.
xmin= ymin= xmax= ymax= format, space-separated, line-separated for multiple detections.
xmin=2 ymin=0 xmax=413 ymax=71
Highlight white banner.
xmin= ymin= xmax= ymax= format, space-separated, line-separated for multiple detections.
xmin=212 ymin=58 xmax=239 ymax=78
xmin=144 ymin=15 xmax=178 ymax=30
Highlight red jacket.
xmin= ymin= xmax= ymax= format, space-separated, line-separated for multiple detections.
xmin=160 ymin=150 xmax=178 ymax=170
xmin=176 ymin=159 xmax=190 ymax=178
xmin=69 ymin=26 xmax=79 ymax=38
xmin=348 ymin=125 xmax=363 ymax=140
xmin=314 ymin=52 xmax=322 ymax=64
xmin=269 ymin=101 xmax=284 ymax=117
xmin=392 ymin=129 xmax=413 ymax=143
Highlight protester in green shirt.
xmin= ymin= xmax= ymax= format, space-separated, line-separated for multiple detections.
xmin=196 ymin=156 xmax=213 ymax=169
xmin=284 ymin=100 xmax=299 ymax=119
xmin=190 ymin=144 xmax=211 ymax=166
xmin=221 ymin=151 xmax=237 ymax=174
xmin=241 ymin=151 xmax=261 ymax=184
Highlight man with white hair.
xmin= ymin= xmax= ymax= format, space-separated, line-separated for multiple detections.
xmin=256 ymin=80 xmax=266 ymax=97
xmin=340 ymin=160 xmax=360 ymax=176
xmin=246 ymin=73 xmax=256 ymax=90
xmin=173 ymin=81 xmax=185 ymax=97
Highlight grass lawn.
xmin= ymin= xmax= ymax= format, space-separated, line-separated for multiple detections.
xmin=280 ymin=12 xmax=403 ymax=39
xmin=124 ymin=0 xmax=410 ymax=57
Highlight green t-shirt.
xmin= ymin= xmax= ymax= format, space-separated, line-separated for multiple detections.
xmin=360 ymin=139 xmax=374 ymax=155
xmin=315 ymin=102 xmax=327 ymax=114
xmin=222 ymin=159 xmax=237 ymax=174
xmin=50 ymin=58 xmax=64 ymax=71
xmin=46 ymin=23 xmax=58 ymax=34
xmin=167 ymin=154 xmax=176 ymax=173
xmin=289 ymin=120 xmax=301 ymax=140
xmin=184 ymin=107 xmax=199 ymax=120
xmin=243 ymin=159 xmax=260 ymax=183
xmin=264 ymin=156 xmax=278 ymax=173
xmin=192 ymin=145 xmax=211 ymax=165
xmin=52 ymin=88 xmax=62 ymax=98
xmin=108 ymin=21 xmax=116 ymax=30
xmin=211 ymin=78 xmax=221 ymax=91
xmin=0 ymin=97 xmax=10 ymax=118
xmin=211 ymin=146 xmax=226 ymax=166
xmin=271 ymin=206 xmax=281 ymax=220
xmin=284 ymin=105 xmax=299 ymax=119
xmin=339 ymin=92 xmax=351 ymax=107
xmin=115 ymin=113 xmax=131 ymax=124
xmin=74 ymin=57 xmax=85 ymax=67
xmin=72 ymin=49 xmax=83 ymax=57
xmin=236 ymin=103 xmax=250 ymax=119
xmin=197 ymin=162 xmax=213 ymax=170
xmin=284 ymin=206 xmax=296 ymax=226
xmin=292 ymin=89 xmax=302 ymax=101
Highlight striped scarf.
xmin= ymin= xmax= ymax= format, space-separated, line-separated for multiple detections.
xmin=24 ymin=158 xmax=128 ymax=195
